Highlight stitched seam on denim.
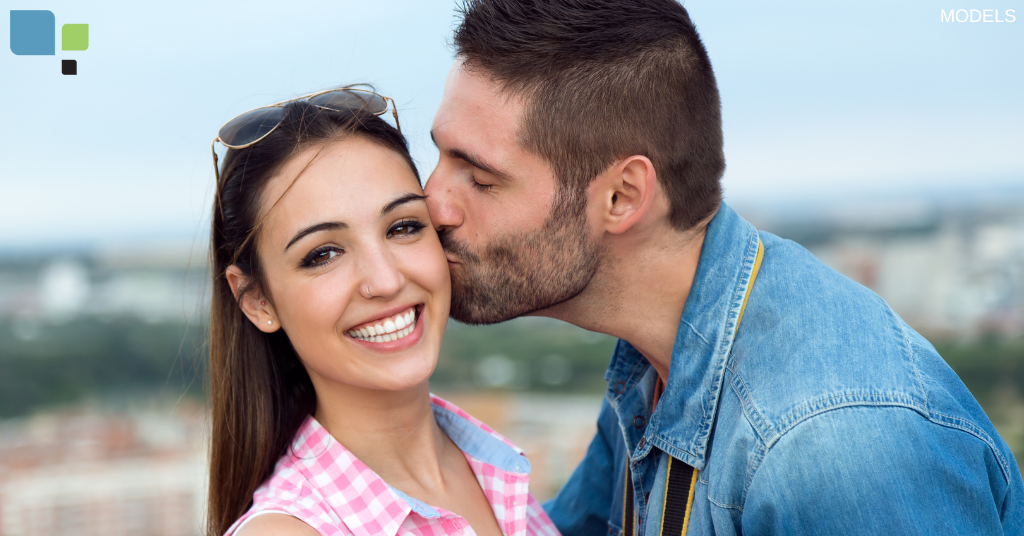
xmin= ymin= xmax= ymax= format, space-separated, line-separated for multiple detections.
xmin=608 ymin=351 xmax=649 ymax=405
xmin=605 ymin=339 xmax=634 ymax=383
xmin=707 ymin=495 xmax=743 ymax=511
xmin=927 ymin=410 xmax=1013 ymax=484
xmin=615 ymin=359 xmax=654 ymax=463
xmin=882 ymin=295 xmax=929 ymax=410
xmin=649 ymin=436 xmax=697 ymax=466
xmin=694 ymin=229 xmax=760 ymax=464
xmin=744 ymin=403 xmax=930 ymax=514
xmin=727 ymin=371 xmax=776 ymax=443
xmin=768 ymin=395 xmax=923 ymax=448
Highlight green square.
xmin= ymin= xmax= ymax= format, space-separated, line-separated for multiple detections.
xmin=62 ymin=24 xmax=89 ymax=51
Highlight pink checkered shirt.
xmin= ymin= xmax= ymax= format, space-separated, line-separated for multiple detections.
xmin=225 ymin=395 xmax=561 ymax=536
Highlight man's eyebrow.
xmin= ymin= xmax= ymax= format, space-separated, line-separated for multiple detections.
xmin=431 ymin=129 xmax=513 ymax=183
xmin=381 ymin=193 xmax=428 ymax=217
xmin=285 ymin=221 xmax=347 ymax=252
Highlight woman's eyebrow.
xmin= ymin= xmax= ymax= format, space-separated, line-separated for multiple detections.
xmin=380 ymin=193 xmax=428 ymax=217
xmin=285 ymin=221 xmax=348 ymax=252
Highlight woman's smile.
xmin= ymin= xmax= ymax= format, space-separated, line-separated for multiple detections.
xmin=346 ymin=303 xmax=425 ymax=350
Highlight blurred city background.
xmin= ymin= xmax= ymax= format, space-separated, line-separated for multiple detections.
xmin=1 ymin=0 xmax=1021 ymax=534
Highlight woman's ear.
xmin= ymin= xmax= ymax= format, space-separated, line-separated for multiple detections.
xmin=225 ymin=265 xmax=280 ymax=333
xmin=592 ymin=155 xmax=658 ymax=235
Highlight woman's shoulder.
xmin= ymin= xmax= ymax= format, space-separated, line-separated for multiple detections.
xmin=234 ymin=513 xmax=321 ymax=536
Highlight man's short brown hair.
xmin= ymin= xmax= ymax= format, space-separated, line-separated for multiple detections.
xmin=454 ymin=0 xmax=725 ymax=230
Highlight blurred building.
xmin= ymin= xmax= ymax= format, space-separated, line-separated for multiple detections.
xmin=0 ymin=240 xmax=207 ymax=329
xmin=0 ymin=403 xmax=207 ymax=536
xmin=742 ymin=190 xmax=1024 ymax=338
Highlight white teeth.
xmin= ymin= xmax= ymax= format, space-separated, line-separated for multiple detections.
xmin=349 ymin=308 xmax=418 ymax=343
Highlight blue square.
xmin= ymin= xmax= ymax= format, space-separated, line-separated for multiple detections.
xmin=10 ymin=10 xmax=55 ymax=56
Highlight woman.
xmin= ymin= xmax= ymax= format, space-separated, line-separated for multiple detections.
xmin=207 ymin=87 xmax=559 ymax=536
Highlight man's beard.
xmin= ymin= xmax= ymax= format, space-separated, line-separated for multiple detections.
xmin=439 ymin=196 xmax=602 ymax=325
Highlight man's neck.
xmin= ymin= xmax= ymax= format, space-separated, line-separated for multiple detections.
xmin=539 ymin=222 xmax=707 ymax=382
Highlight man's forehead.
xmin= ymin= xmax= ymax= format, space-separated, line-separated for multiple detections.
xmin=435 ymin=62 xmax=524 ymax=138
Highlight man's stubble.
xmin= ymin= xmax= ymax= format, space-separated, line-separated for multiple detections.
xmin=439 ymin=191 xmax=602 ymax=324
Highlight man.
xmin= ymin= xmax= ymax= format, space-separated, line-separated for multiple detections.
xmin=425 ymin=0 xmax=1024 ymax=533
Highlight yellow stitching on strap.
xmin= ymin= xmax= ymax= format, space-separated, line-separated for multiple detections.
xmin=660 ymin=457 xmax=674 ymax=535
xmin=736 ymin=239 xmax=764 ymax=329
xmin=680 ymin=469 xmax=699 ymax=535
xmin=624 ymin=464 xmax=632 ymax=536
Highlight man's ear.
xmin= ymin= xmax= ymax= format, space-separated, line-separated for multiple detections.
xmin=591 ymin=155 xmax=658 ymax=235
xmin=225 ymin=265 xmax=280 ymax=333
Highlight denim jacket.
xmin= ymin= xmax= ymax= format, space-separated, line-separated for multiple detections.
xmin=545 ymin=203 xmax=1024 ymax=535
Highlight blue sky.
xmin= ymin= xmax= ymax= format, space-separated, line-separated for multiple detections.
xmin=1 ymin=0 xmax=1021 ymax=249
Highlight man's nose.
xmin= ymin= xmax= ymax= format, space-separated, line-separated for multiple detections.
xmin=424 ymin=168 xmax=464 ymax=232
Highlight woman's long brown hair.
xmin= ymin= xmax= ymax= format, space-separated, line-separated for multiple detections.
xmin=207 ymin=97 xmax=418 ymax=536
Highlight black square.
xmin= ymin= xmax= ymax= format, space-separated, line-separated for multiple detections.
xmin=62 ymin=59 xmax=77 ymax=75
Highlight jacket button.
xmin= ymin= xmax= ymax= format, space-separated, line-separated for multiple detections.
xmin=638 ymin=437 xmax=646 ymax=450
xmin=613 ymin=381 xmax=626 ymax=394
xmin=633 ymin=415 xmax=645 ymax=428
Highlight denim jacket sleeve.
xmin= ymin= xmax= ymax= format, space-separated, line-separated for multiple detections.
xmin=544 ymin=398 xmax=625 ymax=536
xmin=741 ymin=404 xmax=1024 ymax=535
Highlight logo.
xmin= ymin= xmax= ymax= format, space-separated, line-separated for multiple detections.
xmin=940 ymin=9 xmax=1016 ymax=22
xmin=9 ymin=10 xmax=89 ymax=75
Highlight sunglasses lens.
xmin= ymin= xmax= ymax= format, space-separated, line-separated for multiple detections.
xmin=308 ymin=90 xmax=388 ymax=115
xmin=218 ymin=106 xmax=286 ymax=147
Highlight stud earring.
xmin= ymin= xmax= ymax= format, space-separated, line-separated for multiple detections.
xmin=261 ymin=301 xmax=266 ymax=306
xmin=267 ymin=320 xmax=272 ymax=325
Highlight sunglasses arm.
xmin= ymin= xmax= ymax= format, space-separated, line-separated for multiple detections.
xmin=211 ymin=139 xmax=222 ymax=185
xmin=386 ymin=97 xmax=401 ymax=133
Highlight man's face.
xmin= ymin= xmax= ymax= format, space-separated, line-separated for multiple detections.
xmin=425 ymin=63 xmax=601 ymax=324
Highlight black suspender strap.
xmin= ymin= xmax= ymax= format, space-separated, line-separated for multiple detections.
xmin=621 ymin=239 xmax=763 ymax=536
xmin=659 ymin=458 xmax=698 ymax=536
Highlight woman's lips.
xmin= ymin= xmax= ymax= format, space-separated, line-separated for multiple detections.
xmin=345 ymin=305 xmax=425 ymax=351
xmin=347 ymin=305 xmax=417 ymax=342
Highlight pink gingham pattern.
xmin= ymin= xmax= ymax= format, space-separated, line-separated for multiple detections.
xmin=225 ymin=395 xmax=560 ymax=536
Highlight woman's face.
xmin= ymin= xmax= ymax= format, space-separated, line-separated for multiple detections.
xmin=244 ymin=136 xmax=450 ymax=393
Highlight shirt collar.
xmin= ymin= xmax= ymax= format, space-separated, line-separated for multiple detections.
xmin=604 ymin=203 xmax=761 ymax=469
xmin=288 ymin=395 xmax=530 ymax=536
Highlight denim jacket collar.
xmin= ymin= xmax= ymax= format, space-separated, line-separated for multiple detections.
xmin=604 ymin=203 xmax=761 ymax=469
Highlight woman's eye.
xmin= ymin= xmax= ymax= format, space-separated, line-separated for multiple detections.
xmin=387 ymin=219 xmax=427 ymax=239
xmin=302 ymin=247 xmax=342 ymax=267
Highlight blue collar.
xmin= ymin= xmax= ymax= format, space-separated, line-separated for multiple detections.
xmin=604 ymin=203 xmax=761 ymax=469
xmin=390 ymin=400 xmax=533 ymax=518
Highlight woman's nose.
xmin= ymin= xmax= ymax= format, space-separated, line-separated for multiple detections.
xmin=358 ymin=245 xmax=405 ymax=299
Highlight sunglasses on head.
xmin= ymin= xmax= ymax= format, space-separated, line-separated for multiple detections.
xmin=211 ymin=85 xmax=400 ymax=183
